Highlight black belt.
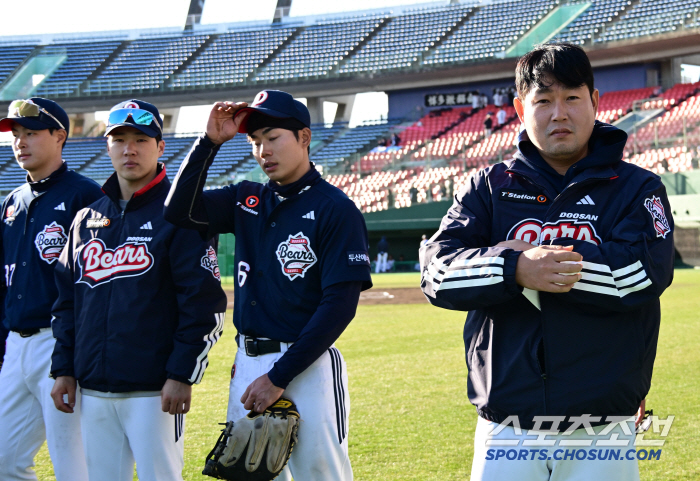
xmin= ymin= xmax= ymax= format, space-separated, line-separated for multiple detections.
xmin=236 ymin=334 xmax=282 ymax=357
xmin=13 ymin=328 xmax=42 ymax=338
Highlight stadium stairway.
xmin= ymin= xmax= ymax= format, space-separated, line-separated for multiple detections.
xmin=254 ymin=15 xmax=389 ymax=82
xmin=171 ymin=26 xmax=299 ymax=89
xmin=337 ymin=4 xmax=476 ymax=75
xmin=334 ymin=17 xmax=393 ymax=74
xmin=165 ymin=35 xmax=218 ymax=89
xmin=247 ymin=27 xmax=303 ymax=81
xmin=73 ymin=40 xmax=128 ymax=98
xmin=34 ymin=40 xmax=123 ymax=98
xmin=597 ymin=0 xmax=696 ymax=45
xmin=505 ymin=1 xmax=592 ymax=57
xmin=553 ymin=0 xmax=644 ymax=46
xmin=0 ymin=45 xmax=38 ymax=95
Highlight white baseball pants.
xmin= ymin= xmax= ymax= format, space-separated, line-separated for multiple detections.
xmin=80 ymin=393 xmax=185 ymax=481
xmin=228 ymin=339 xmax=353 ymax=481
xmin=0 ymin=329 xmax=88 ymax=481
xmin=376 ymin=252 xmax=388 ymax=273
xmin=470 ymin=415 xmax=640 ymax=481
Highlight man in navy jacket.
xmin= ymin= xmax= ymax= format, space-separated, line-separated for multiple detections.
xmin=0 ymin=98 xmax=102 ymax=481
xmin=421 ymin=43 xmax=674 ymax=480
xmin=50 ymin=100 xmax=227 ymax=481
xmin=164 ymin=90 xmax=372 ymax=481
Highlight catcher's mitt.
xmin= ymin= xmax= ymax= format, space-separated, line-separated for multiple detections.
xmin=203 ymin=397 xmax=300 ymax=481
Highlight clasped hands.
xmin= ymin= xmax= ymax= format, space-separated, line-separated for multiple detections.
xmin=496 ymin=240 xmax=582 ymax=293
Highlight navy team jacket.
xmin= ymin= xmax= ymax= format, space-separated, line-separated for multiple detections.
xmin=51 ymin=164 xmax=227 ymax=392
xmin=1 ymin=164 xmax=103 ymax=343
xmin=164 ymin=135 xmax=372 ymax=387
xmin=420 ymin=123 xmax=674 ymax=430
xmin=165 ymin=136 xmax=372 ymax=343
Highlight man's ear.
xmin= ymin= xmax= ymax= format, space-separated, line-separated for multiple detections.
xmin=55 ymin=129 xmax=67 ymax=146
xmin=514 ymin=97 xmax=525 ymax=124
xmin=591 ymin=89 xmax=600 ymax=115
xmin=299 ymin=127 xmax=312 ymax=148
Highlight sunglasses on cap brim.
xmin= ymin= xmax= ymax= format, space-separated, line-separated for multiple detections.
xmin=107 ymin=108 xmax=162 ymax=133
xmin=8 ymin=99 xmax=66 ymax=130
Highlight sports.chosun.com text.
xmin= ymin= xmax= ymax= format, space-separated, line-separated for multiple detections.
xmin=485 ymin=448 xmax=662 ymax=461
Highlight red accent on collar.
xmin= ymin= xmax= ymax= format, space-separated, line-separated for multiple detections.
xmin=610 ymin=176 xmax=619 ymax=180
xmin=133 ymin=165 xmax=166 ymax=198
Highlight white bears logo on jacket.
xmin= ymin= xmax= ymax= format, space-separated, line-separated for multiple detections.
xmin=35 ymin=221 xmax=68 ymax=264
xmin=644 ymin=195 xmax=671 ymax=239
xmin=276 ymin=232 xmax=317 ymax=280
xmin=201 ymin=246 xmax=221 ymax=281
xmin=78 ymin=238 xmax=154 ymax=287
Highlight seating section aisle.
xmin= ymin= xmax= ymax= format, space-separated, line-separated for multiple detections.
xmin=311 ymin=120 xmax=400 ymax=169
xmin=255 ymin=15 xmax=387 ymax=81
xmin=327 ymin=166 xmax=476 ymax=212
xmin=85 ymin=35 xmax=208 ymax=94
xmin=309 ymin=122 xmax=347 ymax=148
xmin=206 ymin=135 xmax=257 ymax=179
xmin=596 ymin=86 xmax=657 ymax=123
xmin=598 ymin=0 xmax=700 ymax=43
xmin=172 ymin=27 xmax=295 ymax=88
xmin=657 ymin=80 xmax=700 ymax=102
xmin=454 ymin=120 xmax=520 ymax=168
xmin=395 ymin=106 xmax=517 ymax=169
xmin=160 ymin=135 xmax=198 ymax=180
xmin=624 ymin=146 xmax=694 ymax=174
xmin=629 ymin=92 xmax=700 ymax=152
xmin=62 ymin=138 xmax=109 ymax=171
xmin=339 ymin=5 xmax=472 ymax=74
xmin=424 ymin=0 xmax=556 ymax=65
xmin=554 ymin=0 xmax=633 ymax=45
xmin=35 ymin=40 xmax=122 ymax=97
xmin=360 ymin=107 xmax=480 ymax=172
xmin=0 ymin=45 xmax=35 ymax=85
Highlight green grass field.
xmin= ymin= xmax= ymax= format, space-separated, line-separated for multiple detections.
xmin=33 ymin=269 xmax=700 ymax=480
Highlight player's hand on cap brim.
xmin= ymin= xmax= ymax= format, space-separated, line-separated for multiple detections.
xmin=206 ymin=101 xmax=249 ymax=146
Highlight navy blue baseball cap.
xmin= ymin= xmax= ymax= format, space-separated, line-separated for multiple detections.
xmin=234 ymin=90 xmax=311 ymax=134
xmin=105 ymin=99 xmax=163 ymax=138
xmin=0 ymin=97 xmax=69 ymax=135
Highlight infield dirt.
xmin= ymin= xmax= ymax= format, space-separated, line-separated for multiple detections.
xmin=223 ymin=287 xmax=427 ymax=307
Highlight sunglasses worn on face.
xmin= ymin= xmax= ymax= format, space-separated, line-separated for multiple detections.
xmin=107 ymin=108 xmax=162 ymax=133
xmin=8 ymin=99 xmax=66 ymax=130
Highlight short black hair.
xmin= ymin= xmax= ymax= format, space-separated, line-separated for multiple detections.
xmin=515 ymin=42 xmax=594 ymax=99
xmin=47 ymin=128 xmax=67 ymax=151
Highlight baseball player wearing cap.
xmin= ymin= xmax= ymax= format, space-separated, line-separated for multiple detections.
xmin=0 ymin=98 xmax=102 ymax=481
xmin=50 ymin=99 xmax=227 ymax=481
xmin=164 ymin=90 xmax=372 ymax=481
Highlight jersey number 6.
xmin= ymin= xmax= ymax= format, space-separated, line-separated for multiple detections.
xmin=238 ymin=261 xmax=250 ymax=287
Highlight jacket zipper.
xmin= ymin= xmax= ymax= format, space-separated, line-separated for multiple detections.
xmin=101 ymin=205 xmax=126 ymax=388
